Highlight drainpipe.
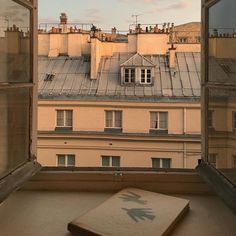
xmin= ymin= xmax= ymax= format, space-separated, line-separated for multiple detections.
xmin=183 ymin=142 xmax=187 ymax=168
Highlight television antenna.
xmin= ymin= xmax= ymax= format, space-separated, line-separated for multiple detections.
xmin=131 ymin=14 xmax=141 ymax=27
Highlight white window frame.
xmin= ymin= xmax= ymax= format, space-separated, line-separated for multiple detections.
xmin=101 ymin=156 xmax=121 ymax=167
xmin=150 ymin=112 xmax=168 ymax=130
xmin=140 ymin=68 xmax=152 ymax=84
xmin=56 ymin=110 xmax=73 ymax=128
xmin=105 ymin=110 xmax=122 ymax=128
xmin=152 ymin=158 xmax=172 ymax=168
xmin=57 ymin=154 xmax=76 ymax=167
xmin=124 ymin=68 xmax=135 ymax=84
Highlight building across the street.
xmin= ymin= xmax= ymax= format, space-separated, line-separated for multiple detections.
xmin=36 ymin=14 xmax=202 ymax=169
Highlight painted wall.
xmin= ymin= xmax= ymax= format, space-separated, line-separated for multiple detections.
xmin=38 ymin=101 xmax=201 ymax=134
xmin=37 ymin=138 xmax=200 ymax=169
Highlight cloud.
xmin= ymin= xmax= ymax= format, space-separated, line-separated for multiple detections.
xmin=82 ymin=8 xmax=104 ymax=24
xmin=161 ymin=1 xmax=192 ymax=11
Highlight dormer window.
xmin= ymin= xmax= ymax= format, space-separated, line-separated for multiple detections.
xmin=140 ymin=69 xmax=152 ymax=84
xmin=120 ymin=53 xmax=155 ymax=86
xmin=124 ymin=68 xmax=135 ymax=83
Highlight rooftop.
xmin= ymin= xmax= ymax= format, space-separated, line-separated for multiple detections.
xmin=38 ymin=52 xmax=201 ymax=102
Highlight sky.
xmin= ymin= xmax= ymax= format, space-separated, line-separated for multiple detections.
xmin=38 ymin=0 xmax=201 ymax=30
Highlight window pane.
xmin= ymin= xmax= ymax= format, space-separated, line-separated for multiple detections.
xmin=124 ymin=69 xmax=129 ymax=82
xmin=112 ymin=156 xmax=120 ymax=167
xmin=152 ymin=158 xmax=160 ymax=168
xmin=114 ymin=111 xmax=122 ymax=128
xmin=67 ymin=155 xmax=75 ymax=167
xmin=159 ymin=112 xmax=167 ymax=129
xmin=131 ymin=69 xmax=135 ymax=82
xmin=105 ymin=111 xmax=113 ymax=127
xmin=66 ymin=110 xmax=73 ymax=127
xmin=162 ymin=159 xmax=171 ymax=168
xmin=0 ymin=88 xmax=30 ymax=178
xmin=150 ymin=112 xmax=158 ymax=129
xmin=102 ymin=156 xmax=110 ymax=167
xmin=0 ymin=0 xmax=31 ymax=83
xmin=58 ymin=155 xmax=65 ymax=166
xmin=57 ymin=110 xmax=64 ymax=126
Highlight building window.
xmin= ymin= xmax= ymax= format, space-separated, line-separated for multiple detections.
xmin=232 ymin=112 xmax=236 ymax=130
xmin=150 ymin=112 xmax=168 ymax=130
xmin=105 ymin=111 xmax=122 ymax=128
xmin=140 ymin=69 xmax=152 ymax=84
xmin=56 ymin=110 xmax=73 ymax=127
xmin=232 ymin=155 xmax=236 ymax=169
xmin=208 ymin=154 xmax=217 ymax=168
xmin=101 ymin=156 xmax=120 ymax=167
xmin=124 ymin=68 xmax=135 ymax=83
xmin=152 ymin=158 xmax=171 ymax=168
xmin=179 ymin=37 xmax=188 ymax=43
xmin=57 ymin=154 xmax=75 ymax=167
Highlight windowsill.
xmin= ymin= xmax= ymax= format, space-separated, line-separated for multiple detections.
xmin=21 ymin=167 xmax=212 ymax=194
xmin=149 ymin=129 xmax=168 ymax=134
xmin=55 ymin=127 xmax=73 ymax=132
xmin=104 ymin=128 xmax=123 ymax=133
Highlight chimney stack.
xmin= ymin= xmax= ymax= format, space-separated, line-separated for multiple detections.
xmin=111 ymin=27 xmax=117 ymax=40
xmin=169 ymin=44 xmax=177 ymax=68
xmin=60 ymin=13 xmax=68 ymax=33
xmin=60 ymin=13 xmax=68 ymax=24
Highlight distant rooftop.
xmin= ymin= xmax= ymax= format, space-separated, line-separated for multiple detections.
xmin=38 ymin=52 xmax=200 ymax=102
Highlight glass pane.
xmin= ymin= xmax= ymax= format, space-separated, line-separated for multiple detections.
xmin=102 ymin=156 xmax=110 ymax=167
xmin=0 ymin=0 xmax=31 ymax=83
xmin=112 ymin=156 xmax=120 ymax=167
xmin=162 ymin=159 xmax=171 ymax=168
xmin=114 ymin=111 xmax=122 ymax=128
xmin=208 ymin=87 xmax=236 ymax=184
xmin=66 ymin=110 xmax=73 ymax=127
xmin=0 ymin=88 xmax=30 ymax=178
xmin=208 ymin=0 xmax=236 ymax=184
xmin=208 ymin=0 xmax=236 ymax=84
xmin=67 ymin=155 xmax=75 ymax=167
xmin=150 ymin=112 xmax=158 ymax=129
xmin=105 ymin=111 xmax=113 ymax=127
xmin=159 ymin=112 xmax=167 ymax=129
xmin=58 ymin=155 xmax=65 ymax=166
xmin=57 ymin=110 xmax=64 ymax=126
xmin=152 ymin=158 xmax=160 ymax=168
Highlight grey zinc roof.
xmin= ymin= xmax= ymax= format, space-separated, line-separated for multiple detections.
xmin=38 ymin=52 xmax=201 ymax=102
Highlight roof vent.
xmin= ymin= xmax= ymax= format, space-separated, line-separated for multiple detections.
xmin=44 ymin=73 xmax=55 ymax=81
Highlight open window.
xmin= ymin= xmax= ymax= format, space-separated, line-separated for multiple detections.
xmin=0 ymin=0 xmax=41 ymax=203
xmin=197 ymin=0 xmax=236 ymax=213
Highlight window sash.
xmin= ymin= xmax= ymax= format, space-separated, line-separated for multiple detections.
xmin=112 ymin=156 xmax=120 ymax=167
xmin=67 ymin=155 xmax=76 ymax=167
xmin=152 ymin=158 xmax=171 ymax=168
xmin=105 ymin=111 xmax=122 ymax=128
xmin=124 ymin=68 xmax=135 ymax=83
xmin=57 ymin=110 xmax=73 ymax=127
xmin=57 ymin=155 xmax=66 ymax=167
xmin=150 ymin=112 xmax=168 ymax=130
xmin=102 ymin=156 xmax=110 ymax=167
xmin=140 ymin=69 xmax=152 ymax=84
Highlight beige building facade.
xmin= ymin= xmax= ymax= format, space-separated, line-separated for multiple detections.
xmin=36 ymin=15 xmax=201 ymax=169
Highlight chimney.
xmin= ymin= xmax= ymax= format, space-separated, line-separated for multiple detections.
xmin=60 ymin=13 xmax=68 ymax=33
xmin=169 ymin=44 xmax=177 ymax=68
xmin=90 ymin=37 xmax=101 ymax=79
xmin=111 ymin=27 xmax=117 ymax=40
xmin=60 ymin=13 xmax=67 ymax=24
